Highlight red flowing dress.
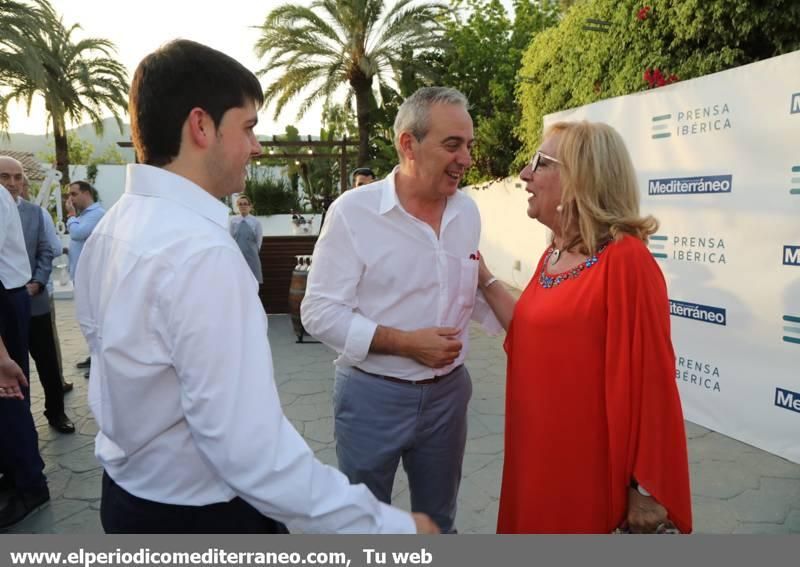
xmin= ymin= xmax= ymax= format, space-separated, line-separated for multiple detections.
xmin=496 ymin=235 xmax=692 ymax=534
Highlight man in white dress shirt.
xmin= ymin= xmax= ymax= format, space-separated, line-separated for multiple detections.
xmin=74 ymin=39 xmax=436 ymax=534
xmin=302 ymin=87 xmax=501 ymax=533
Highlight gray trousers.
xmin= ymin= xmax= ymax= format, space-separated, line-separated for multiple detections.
xmin=333 ymin=365 xmax=472 ymax=533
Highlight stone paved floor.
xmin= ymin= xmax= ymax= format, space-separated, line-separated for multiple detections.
xmin=2 ymin=299 xmax=799 ymax=534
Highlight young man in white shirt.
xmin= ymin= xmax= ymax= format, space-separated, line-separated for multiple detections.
xmin=302 ymin=87 xmax=501 ymax=533
xmin=75 ymin=39 xmax=437 ymax=535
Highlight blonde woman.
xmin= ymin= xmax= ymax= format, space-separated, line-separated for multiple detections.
xmin=480 ymin=121 xmax=692 ymax=534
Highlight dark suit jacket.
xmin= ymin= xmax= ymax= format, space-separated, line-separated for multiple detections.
xmin=17 ymin=199 xmax=54 ymax=317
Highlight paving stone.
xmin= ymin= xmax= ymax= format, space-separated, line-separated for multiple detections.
xmin=689 ymin=461 xmax=760 ymax=499
xmin=39 ymin=433 xmax=95 ymax=457
xmin=64 ymin=470 xmax=103 ymax=500
xmin=463 ymin=434 xmax=504 ymax=455
xmin=51 ymin=507 xmax=103 ymax=534
xmin=304 ymin=418 xmax=335 ymax=444
xmin=8 ymin=499 xmax=89 ymax=534
xmin=58 ymin=441 xmax=101 ymax=473
xmin=691 ymin=496 xmax=740 ymax=534
xmin=280 ymin=380 xmax=330 ymax=396
xmin=729 ymin=477 xmax=800 ymax=524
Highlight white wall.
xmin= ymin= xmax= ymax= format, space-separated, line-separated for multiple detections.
xmin=69 ymin=164 xmax=126 ymax=209
xmin=253 ymin=214 xmax=321 ymax=236
xmin=463 ymin=178 xmax=550 ymax=291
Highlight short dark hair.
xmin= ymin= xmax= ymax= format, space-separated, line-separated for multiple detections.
xmin=129 ymin=39 xmax=264 ymax=167
xmin=351 ymin=167 xmax=375 ymax=184
xmin=70 ymin=180 xmax=99 ymax=202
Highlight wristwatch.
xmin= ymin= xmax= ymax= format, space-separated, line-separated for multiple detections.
xmin=630 ymin=478 xmax=651 ymax=497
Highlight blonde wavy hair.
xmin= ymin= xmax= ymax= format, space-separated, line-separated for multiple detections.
xmin=546 ymin=121 xmax=658 ymax=255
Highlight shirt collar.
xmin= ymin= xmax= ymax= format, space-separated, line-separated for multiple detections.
xmin=378 ymin=166 xmax=463 ymax=228
xmin=81 ymin=202 xmax=101 ymax=214
xmin=378 ymin=167 xmax=401 ymax=215
xmin=124 ymin=164 xmax=230 ymax=229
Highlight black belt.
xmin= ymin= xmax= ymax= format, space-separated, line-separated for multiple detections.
xmin=355 ymin=365 xmax=463 ymax=385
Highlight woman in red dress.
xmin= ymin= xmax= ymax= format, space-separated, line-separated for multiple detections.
xmin=479 ymin=121 xmax=692 ymax=534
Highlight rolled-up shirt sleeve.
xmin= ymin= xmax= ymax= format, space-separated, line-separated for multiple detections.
xmin=165 ymin=246 xmax=414 ymax=533
xmin=302 ymin=202 xmax=377 ymax=364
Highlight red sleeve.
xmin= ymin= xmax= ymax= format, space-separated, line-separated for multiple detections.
xmin=604 ymin=236 xmax=693 ymax=533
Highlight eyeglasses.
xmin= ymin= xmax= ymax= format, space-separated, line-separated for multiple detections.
xmin=529 ymin=150 xmax=560 ymax=173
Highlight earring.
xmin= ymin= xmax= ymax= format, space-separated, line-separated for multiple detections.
xmin=556 ymin=205 xmax=563 ymax=212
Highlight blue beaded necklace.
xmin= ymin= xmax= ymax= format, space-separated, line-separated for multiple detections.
xmin=538 ymin=244 xmax=607 ymax=289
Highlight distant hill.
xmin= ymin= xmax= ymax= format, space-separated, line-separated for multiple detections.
xmin=0 ymin=117 xmax=136 ymax=162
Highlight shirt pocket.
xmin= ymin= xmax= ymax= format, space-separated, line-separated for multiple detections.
xmin=458 ymin=258 xmax=479 ymax=308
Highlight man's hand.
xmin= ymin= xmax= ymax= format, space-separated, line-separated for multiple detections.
xmin=624 ymin=487 xmax=669 ymax=533
xmin=0 ymin=356 xmax=28 ymax=400
xmin=401 ymin=327 xmax=462 ymax=368
xmin=64 ymin=196 xmax=75 ymax=216
xmin=412 ymin=513 xmax=440 ymax=534
xmin=25 ymin=281 xmax=43 ymax=296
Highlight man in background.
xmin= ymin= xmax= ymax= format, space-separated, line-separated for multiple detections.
xmin=0 ymin=157 xmax=74 ymax=434
xmin=0 ymin=179 xmax=49 ymax=530
xmin=351 ymin=167 xmax=376 ymax=188
xmin=65 ymin=180 xmax=104 ymax=378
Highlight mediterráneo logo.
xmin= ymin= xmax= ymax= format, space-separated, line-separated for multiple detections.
xmin=670 ymin=300 xmax=726 ymax=326
xmin=648 ymin=175 xmax=732 ymax=196
xmin=792 ymin=93 xmax=800 ymax=114
xmin=791 ymin=165 xmax=800 ymax=196
xmin=784 ymin=246 xmax=800 ymax=266
xmin=775 ymin=387 xmax=800 ymax=414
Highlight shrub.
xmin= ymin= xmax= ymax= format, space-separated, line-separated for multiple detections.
xmin=244 ymin=169 xmax=300 ymax=215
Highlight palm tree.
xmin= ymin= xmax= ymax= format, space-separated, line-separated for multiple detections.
xmin=0 ymin=13 xmax=128 ymax=185
xmin=254 ymin=0 xmax=447 ymax=166
xmin=0 ymin=0 xmax=57 ymax=125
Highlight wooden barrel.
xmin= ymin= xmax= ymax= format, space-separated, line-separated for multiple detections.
xmin=288 ymin=255 xmax=311 ymax=340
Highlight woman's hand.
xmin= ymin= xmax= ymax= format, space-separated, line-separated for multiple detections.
xmin=624 ymin=487 xmax=669 ymax=533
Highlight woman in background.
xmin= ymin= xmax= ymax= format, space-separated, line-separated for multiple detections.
xmin=230 ymin=195 xmax=263 ymax=286
xmin=479 ymin=121 xmax=692 ymax=534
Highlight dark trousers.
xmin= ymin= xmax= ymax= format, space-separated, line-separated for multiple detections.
xmin=28 ymin=311 xmax=65 ymax=419
xmin=101 ymin=472 xmax=289 ymax=534
xmin=0 ymin=288 xmax=46 ymax=493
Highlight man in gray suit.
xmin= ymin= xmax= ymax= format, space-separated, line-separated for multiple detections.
xmin=0 ymin=156 xmax=74 ymax=434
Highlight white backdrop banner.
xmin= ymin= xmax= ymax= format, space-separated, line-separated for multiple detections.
xmin=545 ymin=50 xmax=800 ymax=463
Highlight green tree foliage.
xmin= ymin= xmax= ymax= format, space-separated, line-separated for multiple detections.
xmin=0 ymin=11 xmax=128 ymax=185
xmin=253 ymin=0 xmax=447 ymax=166
xmin=517 ymin=0 xmax=800 ymax=155
xmin=38 ymin=132 xmax=93 ymax=165
xmin=436 ymin=0 xmax=559 ymax=183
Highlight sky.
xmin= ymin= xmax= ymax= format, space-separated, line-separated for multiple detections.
xmin=5 ymin=0 xmax=515 ymax=138
xmin=5 ymin=0 xmax=323 ymax=137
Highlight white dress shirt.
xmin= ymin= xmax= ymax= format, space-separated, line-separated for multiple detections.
xmin=0 ymin=185 xmax=31 ymax=288
xmin=302 ymin=168 xmax=501 ymax=381
xmin=75 ymin=164 xmax=414 ymax=534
